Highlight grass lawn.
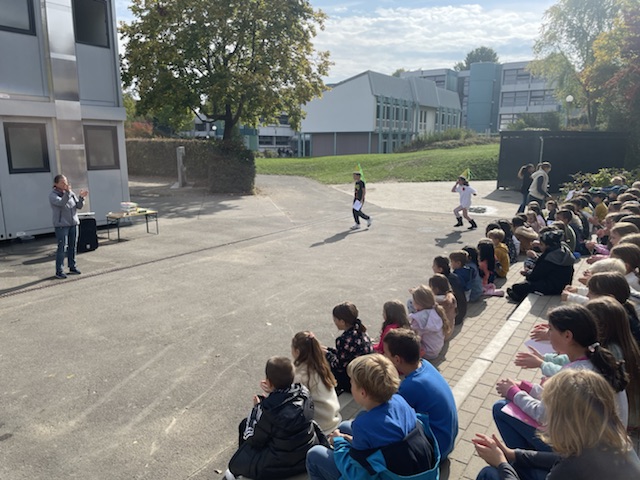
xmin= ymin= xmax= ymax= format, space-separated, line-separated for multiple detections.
xmin=255 ymin=143 xmax=500 ymax=184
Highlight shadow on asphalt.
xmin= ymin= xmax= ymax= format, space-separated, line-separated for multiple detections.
xmin=130 ymin=185 xmax=244 ymax=219
xmin=309 ymin=229 xmax=363 ymax=248
xmin=484 ymin=188 xmax=520 ymax=205
xmin=434 ymin=231 xmax=463 ymax=248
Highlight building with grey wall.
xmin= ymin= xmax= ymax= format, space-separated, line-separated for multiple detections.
xmin=300 ymin=71 xmax=461 ymax=157
xmin=0 ymin=0 xmax=129 ymax=239
xmin=402 ymin=61 xmax=561 ymax=134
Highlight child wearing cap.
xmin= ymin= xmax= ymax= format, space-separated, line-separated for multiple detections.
xmin=350 ymin=172 xmax=372 ymax=230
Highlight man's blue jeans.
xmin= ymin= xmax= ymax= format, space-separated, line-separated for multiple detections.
xmin=55 ymin=225 xmax=77 ymax=274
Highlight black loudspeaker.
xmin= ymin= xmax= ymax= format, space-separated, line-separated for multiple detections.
xmin=78 ymin=218 xmax=98 ymax=252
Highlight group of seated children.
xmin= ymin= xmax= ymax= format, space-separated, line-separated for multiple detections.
xmin=504 ymin=178 xmax=640 ymax=303
xmin=224 ymin=310 xmax=460 ymax=479
xmin=474 ymin=294 xmax=640 ymax=479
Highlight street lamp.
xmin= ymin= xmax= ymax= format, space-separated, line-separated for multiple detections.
xmin=565 ymin=95 xmax=574 ymax=128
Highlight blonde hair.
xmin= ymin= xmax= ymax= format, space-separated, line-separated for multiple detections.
xmin=347 ymin=354 xmax=399 ymax=403
xmin=487 ymin=228 xmax=505 ymax=242
xmin=587 ymin=257 xmax=626 ymax=276
xmin=410 ymin=285 xmax=452 ymax=338
xmin=540 ymin=369 xmax=631 ymax=456
xmin=620 ymin=233 xmax=640 ymax=249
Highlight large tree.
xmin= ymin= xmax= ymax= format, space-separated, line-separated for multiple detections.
xmin=529 ymin=0 xmax=621 ymax=129
xmin=120 ymin=0 xmax=331 ymax=141
xmin=593 ymin=0 xmax=640 ymax=163
xmin=453 ymin=46 xmax=499 ymax=71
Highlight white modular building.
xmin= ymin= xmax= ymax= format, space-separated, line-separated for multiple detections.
xmin=300 ymin=71 xmax=461 ymax=157
xmin=0 ymin=0 xmax=129 ymax=240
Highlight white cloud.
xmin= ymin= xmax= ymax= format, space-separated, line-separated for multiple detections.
xmin=114 ymin=2 xmax=552 ymax=84
xmin=314 ymin=4 xmax=548 ymax=82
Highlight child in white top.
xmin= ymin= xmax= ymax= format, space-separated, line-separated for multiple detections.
xmin=292 ymin=331 xmax=341 ymax=435
xmin=407 ymin=285 xmax=451 ymax=360
xmin=452 ymin=176 xmax=478 ymax=230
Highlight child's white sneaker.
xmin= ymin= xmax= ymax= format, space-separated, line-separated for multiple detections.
xmin=223 ymin=469 xmax=237 ymax=480
xmin=350 ymin=224 xmax=361 ymax=230
xmin=367 ymin=217 xmax=372 ymax=227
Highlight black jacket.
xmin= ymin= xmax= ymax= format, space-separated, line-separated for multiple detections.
xmin=525 ymin=243 xmax=575 ymax=294
xmin=228 ymin=383 xmax=322 ymax=479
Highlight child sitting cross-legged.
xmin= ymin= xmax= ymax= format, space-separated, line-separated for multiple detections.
xmin=225 ymin=356 xmax=324 ymax=480
xmin=305 ymin=354 xmax=439 ymax=480
xmin=407 ymin=285 xmax=451 ymax=360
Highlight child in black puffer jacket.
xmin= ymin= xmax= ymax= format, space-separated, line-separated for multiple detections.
xmin=226 ymin=357 xmax=325 ymax=480
xmin=507 ymin=230 xmax=575 ymax=303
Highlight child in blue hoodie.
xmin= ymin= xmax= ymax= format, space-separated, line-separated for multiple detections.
xmin=449 ymin=250 xmax=476 ymax=302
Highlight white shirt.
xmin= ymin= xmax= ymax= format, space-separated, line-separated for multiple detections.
xmin=455 ymin=184 xmax=477 ymax=208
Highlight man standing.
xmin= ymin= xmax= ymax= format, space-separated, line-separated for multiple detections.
xmin=49 ymin=175 xmax=88 ymax=279
xmin=527 ymin=162 xmax=552 ymax=208
xmin=351 ymin=171 xmax=372 ymax=230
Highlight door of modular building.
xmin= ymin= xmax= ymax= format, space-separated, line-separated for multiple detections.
xmin=0 ymin=120 xmax=56 ymax=238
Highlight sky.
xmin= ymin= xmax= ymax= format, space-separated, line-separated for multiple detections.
xmin=114 ymin=0 xmax=557 ymax=84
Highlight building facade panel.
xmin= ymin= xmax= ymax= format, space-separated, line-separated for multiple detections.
xmin=0 ymin=0 xmax=128 ymax=239
xmin=302 ymin=73 xmax=375 ymax=133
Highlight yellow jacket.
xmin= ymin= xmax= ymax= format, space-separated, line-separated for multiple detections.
xmin=495 ymin=242 xmax=510 ymax=278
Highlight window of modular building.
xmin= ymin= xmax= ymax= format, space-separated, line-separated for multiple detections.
xmin=259 ymin=136 xmax=274 ymax=146
xmin=0 ymin=0 xmax=35 ymax=35
xmin=5 ymin=123 xmax=50 ymax=173
xmin=275 ymin=136 xmax=290 ymax=146
xmin=73 ymin=0 xmax=109 ymax=48
xmin=84 ymin=125 xmax=119 ymax=169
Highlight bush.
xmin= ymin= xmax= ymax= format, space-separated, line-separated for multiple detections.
xmin=398 ymin=129 xmax=497 ymax=153
xmin=559 ymin=167 xmax=640 ymax=197
xmin=126 ymin=138 xmax=255 ymax=193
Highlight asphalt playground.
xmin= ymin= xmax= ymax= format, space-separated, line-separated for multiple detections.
xmin=0 ymin=175 xmax=521 ymax=479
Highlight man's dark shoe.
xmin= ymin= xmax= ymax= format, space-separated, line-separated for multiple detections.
xmin=69 ymin=268 xmax=81 ymax=275
xmin=55 ymin=272 xmax=68 ymax=279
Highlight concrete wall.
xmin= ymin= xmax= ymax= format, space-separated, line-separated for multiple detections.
xmin=311 ymin=132 xmax=379 ymax=157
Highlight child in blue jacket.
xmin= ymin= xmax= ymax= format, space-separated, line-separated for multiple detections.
xmin=306 ymin=354 xmax=439 ymax=480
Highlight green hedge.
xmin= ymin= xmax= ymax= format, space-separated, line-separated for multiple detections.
xmin=126 ymin=139 xmax=255 ymax=193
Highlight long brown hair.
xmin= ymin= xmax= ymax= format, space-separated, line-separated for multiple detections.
xmin=381 ymin=300 xmax=410 ymax=331
xmin=586 ymin=297 xmax=640 ymax=426
xmin=292 ymin=331 xmax=336 ymax=390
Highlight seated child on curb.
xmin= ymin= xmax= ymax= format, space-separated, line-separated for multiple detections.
xmin=383 ymin=328 xmax=459 ymax=459
xmin=407 ymin=285 xmax=451 ymax=360
xmin=373 ymin=300 xmax=411 ymax=353
xmin=292 ymin=332 xmax=342 ymax=435
xmin=462 ymin=246 xmax=484 ymax=302
xmin=433 ymin=255 xmax=467 ymax=324
xmin=305 ymin=354 xmax=438 ymax=480
xmin=226 ymin=356 xmax=323 ymax=480
xmin=487 ymin=228 xmax=510 ymax=278
xmin=449 ymin=250 xmax=474 ymax=301
xmin=428 ymin=274 xmax=457 ymax=337
xmin=324 ymin=302 xmax=373 ymax=394
xmin=478 ymin=239 xmax=505 ymax=296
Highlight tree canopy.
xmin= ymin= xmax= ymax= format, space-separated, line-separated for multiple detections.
xmin=120 ymin=0 xmax=331 ymax=141
xmin=530 ymin=0 xmax=621 ymax=129
xmin=453 ymin=47 xmax=499 ymax=71
xmin=593 ymin=0 xmax=640 ymax=163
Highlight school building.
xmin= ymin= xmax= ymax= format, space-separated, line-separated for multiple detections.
xmin=299 ymin=70 xmax=462 ymax=157
xmin=401 ymin=61 xmax=561 ymax=133
xmin=0 ymin=0 xmax=129 ymax=240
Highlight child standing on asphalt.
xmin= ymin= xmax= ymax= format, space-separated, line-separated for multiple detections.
xmin=350 ymin=172 xmax=372 ymax=230
xmin=452 ymin=176 xmax=478 ymax=230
